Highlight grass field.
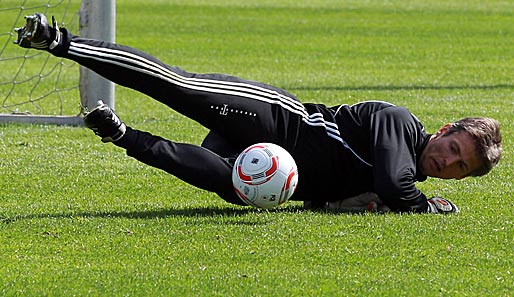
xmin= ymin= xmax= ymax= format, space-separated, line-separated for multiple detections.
xmin=1 ymin=0 xmax=513 ymax=295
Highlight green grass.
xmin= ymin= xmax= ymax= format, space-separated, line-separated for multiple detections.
xmin=1 ymin=0 xmax=513 ymax=295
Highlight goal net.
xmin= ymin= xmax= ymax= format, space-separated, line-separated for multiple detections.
xmin=0 ymin=0 xmax=115 ymax=125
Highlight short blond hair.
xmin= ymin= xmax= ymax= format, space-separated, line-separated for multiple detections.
xmin=446 ymin=118 xmax=502 ymax=177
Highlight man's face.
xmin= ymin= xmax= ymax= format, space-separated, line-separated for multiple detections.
xmin=419 ymin=126 xmax=482 ymax=179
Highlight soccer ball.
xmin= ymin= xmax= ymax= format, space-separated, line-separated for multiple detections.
xmin=232 ymin=143 xmax=299 ymax=209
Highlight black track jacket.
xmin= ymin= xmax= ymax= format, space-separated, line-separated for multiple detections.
xmin=326 ymin=101 xmax=432 ymax=212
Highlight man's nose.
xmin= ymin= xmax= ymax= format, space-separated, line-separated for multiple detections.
xmin=444 ymin=155 xmax=460 ymax=167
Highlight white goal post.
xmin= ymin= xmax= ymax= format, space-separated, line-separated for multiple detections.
xmin=0 ymin=0 xmax=115 ymax=126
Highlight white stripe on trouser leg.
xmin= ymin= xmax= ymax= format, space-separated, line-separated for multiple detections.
xmin=69 ymin=40 xmax=370 ymax=164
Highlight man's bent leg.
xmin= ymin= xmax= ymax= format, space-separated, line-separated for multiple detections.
xmin=83 ymin=97 xmax=243 ymax=205
xmin=115 ymin=127 xmax=245 ymax=206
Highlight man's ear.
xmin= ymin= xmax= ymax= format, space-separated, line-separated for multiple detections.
xmin=435 ymin=123 xmax=452 ymax=137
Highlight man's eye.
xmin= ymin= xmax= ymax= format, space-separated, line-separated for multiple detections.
xmin=450 ymin=145 xmax=457 ymax=153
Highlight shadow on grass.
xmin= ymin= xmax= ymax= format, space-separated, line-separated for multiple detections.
xmin=0 ymin=204 xmax=308 ymax=224
xmin=288 ymin=83 xmax=513 ymax=92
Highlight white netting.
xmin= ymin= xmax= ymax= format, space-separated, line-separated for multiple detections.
xmin=0 ymin=0 xmax=81 ymax=117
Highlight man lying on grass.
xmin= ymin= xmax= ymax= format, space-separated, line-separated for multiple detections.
xmin=14 ymin=13 xmax=502 ymax=214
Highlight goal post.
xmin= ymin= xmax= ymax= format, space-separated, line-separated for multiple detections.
xmin=79 ymin=0 xmax=115 ymax=111
xmin=0 ymin=0 xmax=116 ymax=126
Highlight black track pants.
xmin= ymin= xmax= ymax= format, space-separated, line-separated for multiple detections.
xmin=62 ymin=36 xmax=315 ymax=204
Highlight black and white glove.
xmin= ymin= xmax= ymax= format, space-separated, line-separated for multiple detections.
xmin=14 ymin=13 xmax=61 ymax=50
xmin=426 ymin=197 xmax=459 ymax=214
xmin=325 ymin=192 xmax=391 ymax=213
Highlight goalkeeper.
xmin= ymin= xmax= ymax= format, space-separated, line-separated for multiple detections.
xmin=14 ymin=14 xmax=502 ymax=214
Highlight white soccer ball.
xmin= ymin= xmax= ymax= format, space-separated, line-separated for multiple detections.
xmin=232 ymin=143 xmax=299 ymax=209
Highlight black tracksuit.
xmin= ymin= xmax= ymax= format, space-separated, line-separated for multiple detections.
xmin=53 ymin=32 xmax=432 ymax=212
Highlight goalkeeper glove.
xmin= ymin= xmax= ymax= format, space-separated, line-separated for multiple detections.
xmin=325 ymin=192 xmax=391 ymax=213
xmin=426 ymin=197 xmax=459 ymax=214
xmin=14 ymin=13 xmax=62 ymax=50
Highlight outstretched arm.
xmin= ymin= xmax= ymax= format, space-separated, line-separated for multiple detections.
xmin=325 ymin=193 xmax=459 ymax=214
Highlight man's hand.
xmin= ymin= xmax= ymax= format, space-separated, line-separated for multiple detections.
xmin=426 ymin=197 xmax=459 ymax=214
xmin=325 ymin=192 xmax=390 ymax=213
xmin=14 ymin=13 xmax=60 ymax=50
